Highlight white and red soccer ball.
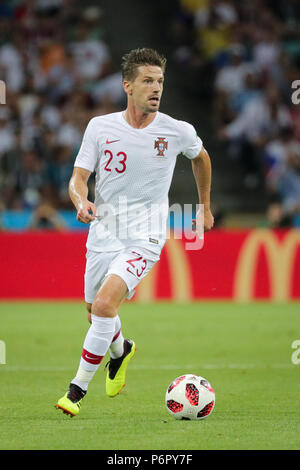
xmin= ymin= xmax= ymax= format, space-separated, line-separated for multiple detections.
xmin=165 ymin=374 xmax=215 ymax=420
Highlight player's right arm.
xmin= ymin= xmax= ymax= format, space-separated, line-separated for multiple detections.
xmin=69 ymin=167 xmax=97 ymax=224
xmin=70 ymin=117 xmax=99 ymax=224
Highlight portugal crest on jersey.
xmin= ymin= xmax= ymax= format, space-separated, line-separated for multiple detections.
xmin=154 ymin=137 xmax=168 ymax=156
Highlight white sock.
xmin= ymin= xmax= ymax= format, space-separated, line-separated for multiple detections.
xmin=109 ymin=315 xmax=125 ymax=359
xmin=71 ymin=315 xmax=116 ymax=391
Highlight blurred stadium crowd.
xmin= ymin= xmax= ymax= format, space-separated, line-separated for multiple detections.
xmin=0 ymin=0 xmax=124 ymax=228
xmin=171 ymin=0 xmax=300 ymax=227
xmin=0 ymin=0 xmax=299 ymax=229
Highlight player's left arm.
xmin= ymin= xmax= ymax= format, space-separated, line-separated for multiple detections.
xmin=191 ymin=146 xmax=214 ymax=232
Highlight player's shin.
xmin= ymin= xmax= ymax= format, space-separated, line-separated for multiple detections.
xmin=109 ymin=315 xmax=125 ymax=359
xmin=71 ymin=315 xmax=117 ymax=391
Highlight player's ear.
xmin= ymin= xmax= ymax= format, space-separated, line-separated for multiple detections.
xmin=123 ymin=80 xmax=133 ymax=96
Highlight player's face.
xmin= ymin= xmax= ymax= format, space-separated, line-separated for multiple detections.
xmin=127 ymin=65 xmax=164 ymax=113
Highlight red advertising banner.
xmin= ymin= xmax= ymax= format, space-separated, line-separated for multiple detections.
xmin=0 ymin=229 xmax=299 ymax=301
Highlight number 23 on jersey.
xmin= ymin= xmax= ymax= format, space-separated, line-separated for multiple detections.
xmin=104 ymin=149 xmax=127 ymax=173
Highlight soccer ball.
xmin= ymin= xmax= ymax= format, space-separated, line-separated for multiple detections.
xmin=165 ymin=374 xmax=215 ymax=420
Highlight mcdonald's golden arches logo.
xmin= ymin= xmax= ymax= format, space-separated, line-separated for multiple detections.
xmin=234 ymin=229 xmax=300 ymax=302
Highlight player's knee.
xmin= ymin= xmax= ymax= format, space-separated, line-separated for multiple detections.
xmin=86 ymin=303 xmax=92 ymax=323
xmin=91 ymin=296 xmax=117 ymax=318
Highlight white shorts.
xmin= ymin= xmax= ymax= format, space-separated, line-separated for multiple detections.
xmin=84 ymin=246 xmax=160 ymax=304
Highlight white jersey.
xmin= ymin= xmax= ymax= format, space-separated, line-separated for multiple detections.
xmin=74 ymin=111 xmax=203 ymax=254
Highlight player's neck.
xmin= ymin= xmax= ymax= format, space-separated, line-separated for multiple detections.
xmin=123 ymin=106 xmax=157 ymax=129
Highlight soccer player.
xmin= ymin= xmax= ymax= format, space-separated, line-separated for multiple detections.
xmin=56 ymin=48 xmax=214 ymax=417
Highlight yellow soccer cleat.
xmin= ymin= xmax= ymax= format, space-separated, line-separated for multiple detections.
xmin=55 ymin=383 xmax=86 ymax=417
xmin=106 ymin=339 xmax=136 ymax=397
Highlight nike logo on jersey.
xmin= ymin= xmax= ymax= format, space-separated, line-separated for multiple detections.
xmin=106 ymin=139 xmax=120 ymax=144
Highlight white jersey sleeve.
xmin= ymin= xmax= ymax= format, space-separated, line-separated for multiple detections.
xmin=179 ymin=121 xmax=203 ymax=159
xmin=74 ymin=117 xmax=99 ymax=172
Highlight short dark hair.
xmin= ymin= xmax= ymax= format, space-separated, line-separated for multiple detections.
xmin=121 ymin=48 xmax=166 ymax=81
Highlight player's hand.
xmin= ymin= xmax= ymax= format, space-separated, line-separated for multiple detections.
xmin=203 ymin=208 xmax=214 ymax=232
xmin=192 ymin=207 xmax=214 ymax=234
xmin=76 ymin=200 xmax=97 ymax=224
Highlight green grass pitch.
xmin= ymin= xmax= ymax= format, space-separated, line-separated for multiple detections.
xmin=0 ymin=301 xmax=299 ymax=450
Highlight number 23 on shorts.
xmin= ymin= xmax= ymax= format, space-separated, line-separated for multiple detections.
xmin=126 ymin=251 xmax=147 ymax=278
